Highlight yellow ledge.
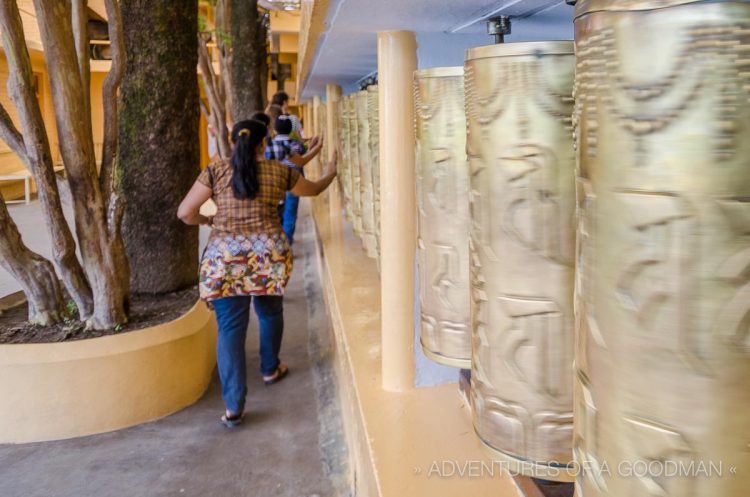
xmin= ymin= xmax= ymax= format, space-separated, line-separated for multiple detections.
xmin=0 ymin=300 xmax=217 ymax=444
xmin=310 ymin=197 xmax=522 ymax=497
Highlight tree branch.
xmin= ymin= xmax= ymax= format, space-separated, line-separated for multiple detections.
xmin=198 ymin=34 xmax=230 ymax=158
xmin=216 ymin=0 xmax=233 ymax=121
xmin=0 ymin=191 xmax=64 ymax=325
xmin=71 ymin=0 xmax=91 ymax=119
xmin=99 ymin=0 xmax=126 ymax=204
xmin=0 ymin=0 xmax=94 ymax=319
xmin=32 ymin=0 xmax=128 ymax=329
xmin=0 ymin=103 xmax=28 ymax=163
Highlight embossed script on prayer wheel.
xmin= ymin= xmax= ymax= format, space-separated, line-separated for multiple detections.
xmin=414 ymin=67 xmax=471 ymax=368
xmin=367 ymin=85 xmax=381 ymax=261
xmin=573 ymin=2 xmax=750 ymax=496
xmin=346 ymin=95 xmax=363 ymax=235
xmin=356 ymin=91 xmax=377 ymax=258
xmin=466 ymin=42 xmax=576 ymax=480
xmin=319 ymin=106 xmax=328 ymax=179
xmin=338 ymin=98 xmax=352 ymax=220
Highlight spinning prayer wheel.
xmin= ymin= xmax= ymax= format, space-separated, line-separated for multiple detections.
xmin=356 ymin=90 xmax=378 ymax=258
xmin=319 ymin=106 xmax=328 ymax=179
xmin=466 ymin=42 xmax=577 ymax=480
xmin=346 ymin=94 xmax=363 ymax=236
xmin=573 ymin=2 xmax=750 ymax=495
xmin=414 ymin=67 xmax=472 ymax=368
xmin=338 ymin=97 xmax=352 ymax=220
xmin=367 ymin=85 xmax=381 ymax=262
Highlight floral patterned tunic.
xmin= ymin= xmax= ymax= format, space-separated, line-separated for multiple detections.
xmin=197 ymin=158 xmax=301 ymax=301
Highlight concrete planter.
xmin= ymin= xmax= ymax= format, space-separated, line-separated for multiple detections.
xmin=0 ymin=299 xmax=217 ymax=444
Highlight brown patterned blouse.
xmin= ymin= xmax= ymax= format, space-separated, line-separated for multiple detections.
xmin=197 ymin=158 xmax=301 ymax=301
xmin=198 ymin=158 xmax=301 ymax=236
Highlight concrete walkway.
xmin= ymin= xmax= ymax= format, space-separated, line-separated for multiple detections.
xmin=0 ymin=201 xmax=348 ymax=497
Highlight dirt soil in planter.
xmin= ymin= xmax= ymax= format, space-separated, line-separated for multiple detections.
xmin=0 ymin=286 xmax=200 ymax=344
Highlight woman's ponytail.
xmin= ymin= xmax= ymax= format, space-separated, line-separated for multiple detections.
xmin=230 ymin=119 xmax=267 ymax=200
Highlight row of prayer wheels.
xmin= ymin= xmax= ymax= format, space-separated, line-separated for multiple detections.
xmin=332 ymin=1 xmax=749 ymax=494
xmin=338 ymin=87 xmax=381 ymax=260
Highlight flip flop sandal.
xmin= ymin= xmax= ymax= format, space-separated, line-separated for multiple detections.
xmin=220 ymin=411 xmax=244 ymax=428
xmin=263 ymin=365 xmax=289 ymax=386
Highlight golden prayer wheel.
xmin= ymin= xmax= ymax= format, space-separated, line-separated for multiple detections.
xmin=367 ymin=85 xmax=381 ymax=262
xmin=319 ymin=106 xmax=328 ymax=179
xmin=321 ymin=105 xmax=330 ymax=214
xmin=356 ymin=90 xmax=378 ymax=258
xmin=573 ymin=2 xmax=750 ymax=496
xmin=466 ymin=42 xmax=577 ymax=481
xmin=414 ymin=67 xmax=472 ymax=368
xmin=346 ymin=95 xmax=363 ymax=235
xmin=317 ymin=101 xmax=327 ymax=179
xmin=338 ymin=97 xmax=352 ymax=218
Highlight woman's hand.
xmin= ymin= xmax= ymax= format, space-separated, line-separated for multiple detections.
xmin=294 ymin=136 xmax=325 ymax=167
xmin=310 ymin=136 xmax=324 ymax=155
xmin=290 ymin=148 xmax=338 ymax=197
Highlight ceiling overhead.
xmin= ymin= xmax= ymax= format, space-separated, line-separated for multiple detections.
xmin=301 ymin=0 xmax=574 ymax=98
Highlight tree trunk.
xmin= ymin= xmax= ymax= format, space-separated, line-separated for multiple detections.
xmin=99 ymin=0 xmax=126 ymax=206
xmin=198 ymin=34 xmax=230 ymax=159
xmin=0 ymin=0 xmax=93 ymax=320
xmin=258 ymin=12 xmax=268 ymax=108
xmin=229 ymin=0 xmax=266 ymax=121
xmin=32 ymin=0 xmax=128 ymax=329
xmin=0 ymin=195 xmax=63 ymax=325
xmin=71 ymin=0 xmax=91 ymax=121
xmin=215 ymin=0 xmax=233 ymax=121
xmin=118 ymin=0 xmax=200 ymax=294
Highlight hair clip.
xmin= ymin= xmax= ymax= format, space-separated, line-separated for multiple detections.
xmin=238 ymin=129 xmax=251 ymax=136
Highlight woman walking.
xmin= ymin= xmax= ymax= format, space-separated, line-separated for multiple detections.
xmin=178 ymin=119 xmax=337 ymax=427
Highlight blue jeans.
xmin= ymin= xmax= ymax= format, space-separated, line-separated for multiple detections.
xmin=282 ymin=192 xmax=300 ymax=244
xmin=212 ymin=295 xmax=284 ymax=414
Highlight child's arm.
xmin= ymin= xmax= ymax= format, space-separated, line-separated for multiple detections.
xmin=288 ymin=137 xmax=323 ymax=167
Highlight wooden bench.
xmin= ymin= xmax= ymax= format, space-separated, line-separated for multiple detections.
xmin=0 ymin=165 xmax=65 ymax=205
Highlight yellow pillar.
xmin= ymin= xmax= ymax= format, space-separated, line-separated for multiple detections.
xmin=378 ymin=31 xmax=417 ymax=392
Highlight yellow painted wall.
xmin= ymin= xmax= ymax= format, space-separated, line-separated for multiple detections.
xmin=269 ymin=10 xmax=301 ymax=34
xmin=278 ymin=52 xmax=298 ymax=80
xmin=90 ymin=71 xmax=105 ymax=164
xmin=279 ymin=33 xmax=299 ymax=53
xmin=267 ymin=52 xmax=299 ymax=106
